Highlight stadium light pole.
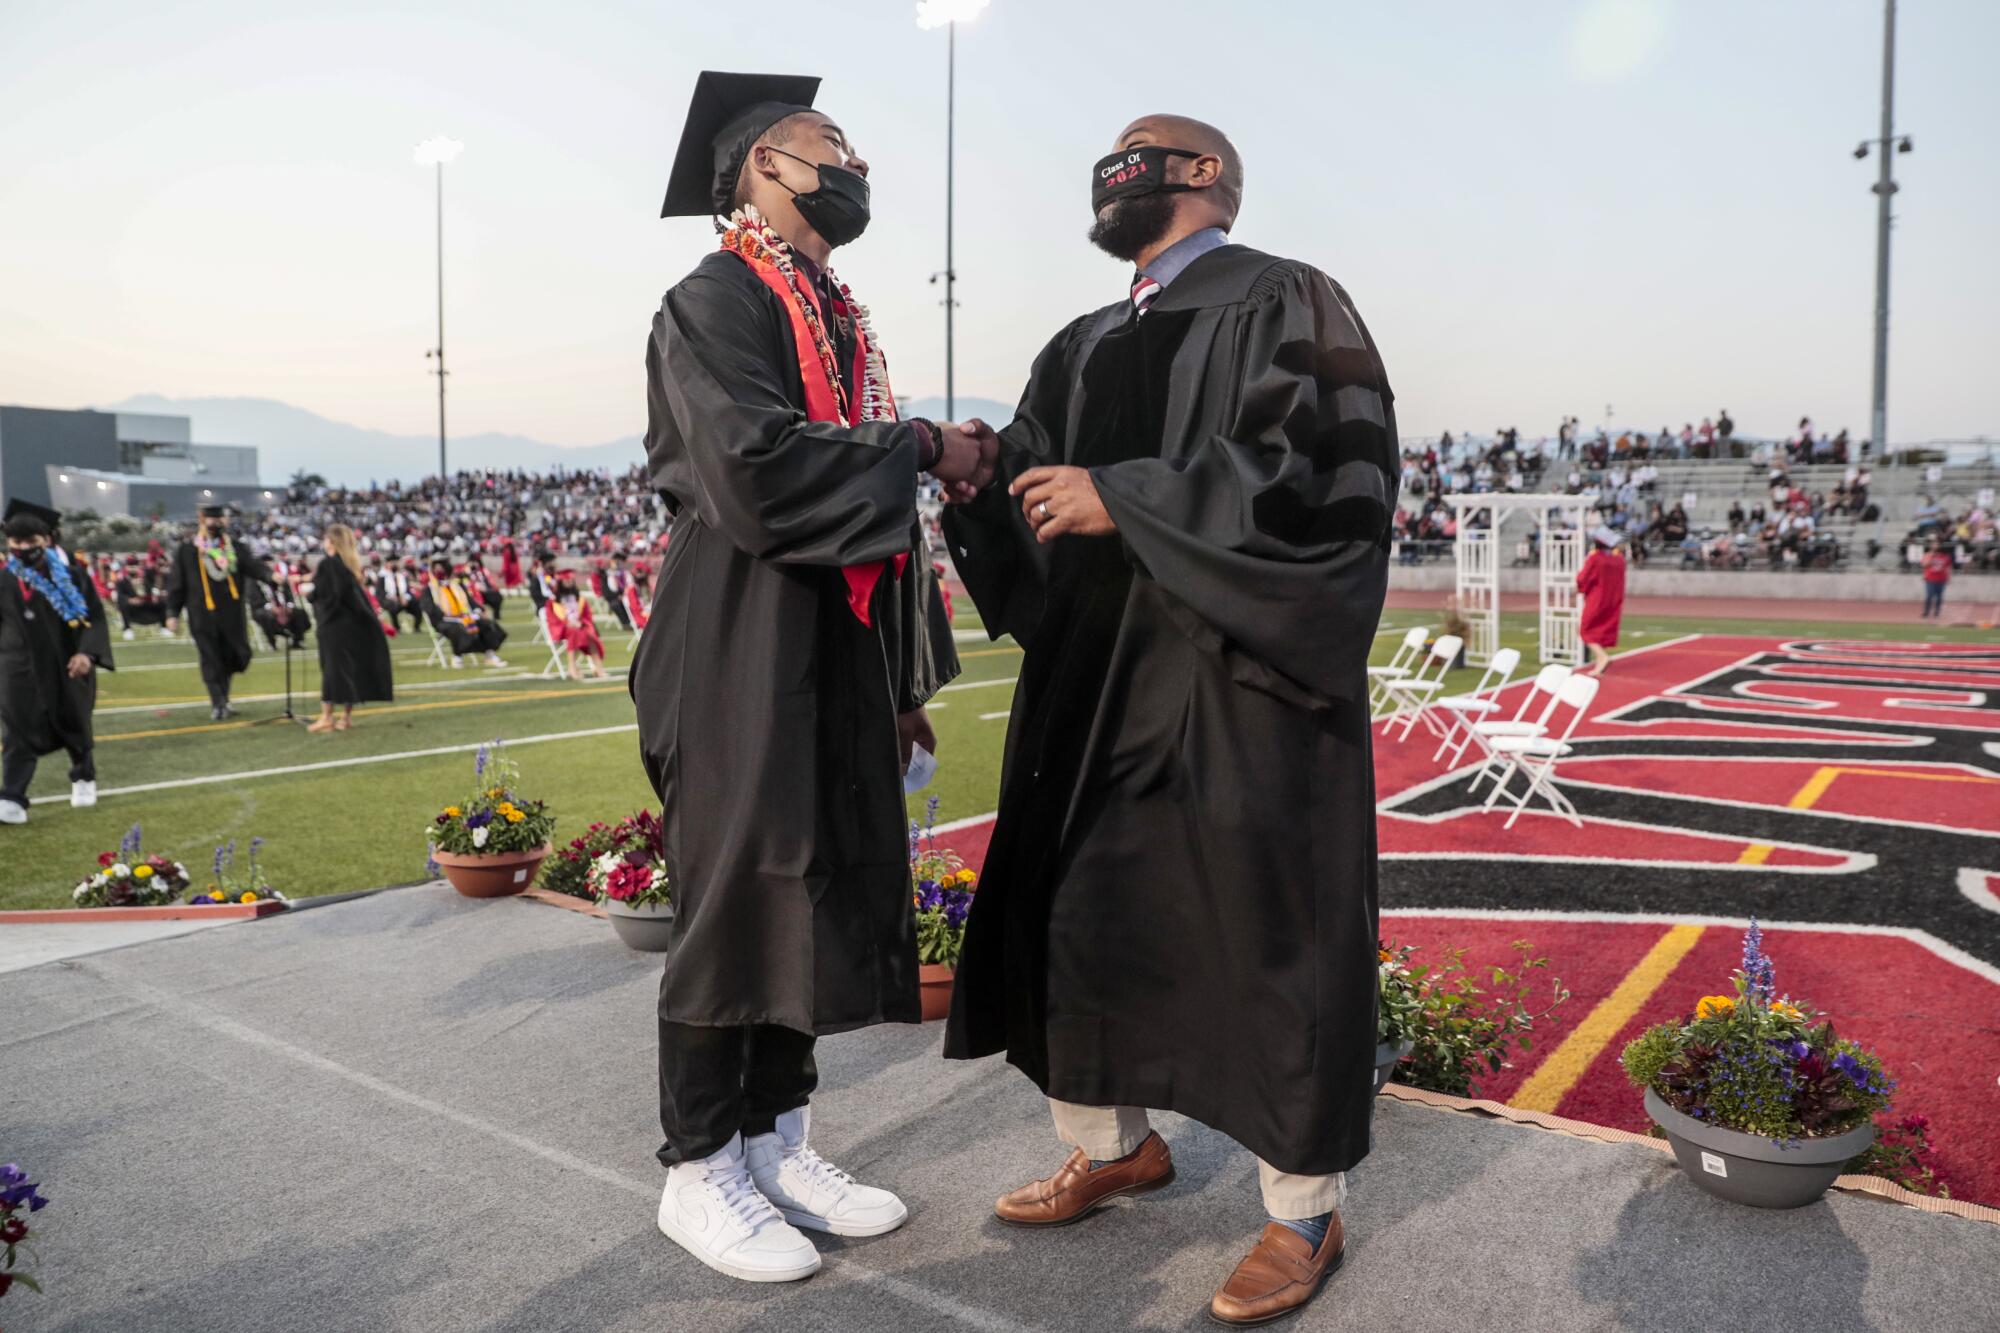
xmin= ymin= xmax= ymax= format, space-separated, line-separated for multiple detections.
xmin=917 ymin=0 xmax=990 ymax=421
xmin=414 ymin=135 xmax=463 ymax=481
xmin=1852 ymin=1 xmax=1910 ymax=463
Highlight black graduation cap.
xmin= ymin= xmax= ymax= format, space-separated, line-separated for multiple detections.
xmin=197 ymin=502 xmax=234 ymax=518
xmin=3 ymin=498 xmax=63 ymax=530
xmin=661 ymin=70 xmax=822 ymax=218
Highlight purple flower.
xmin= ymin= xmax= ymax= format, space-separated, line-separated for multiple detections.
xmin=475 ymin=742 xmax=489 ymax=781
xmin=121 ymin=822 xmax=143 ymax=860
xmin=1742 ymin=918 xmax=1776 ymax=1004
xmin=0 ymin=1164 xmax=46 ymax=1212
xmin=466 ymin=810 xmax=493 ymax=829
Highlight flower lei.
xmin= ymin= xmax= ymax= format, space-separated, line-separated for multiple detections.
xmin=194 ymin=533 xmax=239 ymax=611
xmin=6 ymin=549 xmax=91 ymax=627
xmin=715 ymin=205 xmax=895 ymax=425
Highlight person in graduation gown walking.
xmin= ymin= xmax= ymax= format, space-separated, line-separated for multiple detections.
xmin=633 ymin=70 xmax=994 ymax=1284
xmin=1577 ymin=526 xmax=1628 ymax=674
xmin=307 ymin=524 xmax=394 ymax=732
xmin=165 ymin=504 xmax=270 ymax=720
xmin=941 ymin=115 xmax=1399 ymax=1327
xmin=1 ymin=502 xmax=114 ymax=823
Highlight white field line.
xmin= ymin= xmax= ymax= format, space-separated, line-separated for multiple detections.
xmin=99 ymin=669 xmax=630 ymax=716
xmin=938 ymin=676 xmax=1017 ymax=694
xmin=979 ymin=711 xmax=1010 ymax=721
xmin=27 ymin=724 xmax=638 ymax=805
xmin=96 ymin=968 xmax=1041 ymax=1333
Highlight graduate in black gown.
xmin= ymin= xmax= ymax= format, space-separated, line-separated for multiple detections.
xmin=250 ymin=557 xmax=312 ymax=650
xmin=307 ymin=525 xmax=393 ymax=732
xmin=1 ymin=502 xmax=114 ymax=822
xmin=165 ymin=504 xmax=270 ymax=720
xmin=114 ymin=559 xmax=169 ymax=637
xmin=421 ymin=558 xmax=508 ymax=667
xmin=630 ymin=70 xmax=993 ymax=1282
xmin=941 ymin=116 xmax=1398 ymax=1326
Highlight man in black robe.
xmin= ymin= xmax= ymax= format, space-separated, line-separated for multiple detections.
xmin=113 ymin=559 xmax=169 ymax=638
xmin=942 ymin=115 xmax=1398 ymax=1326
xmin=632 ymin=70 xmax=992 ymax=1283
xmin=165 ymin=505 xmax=270 ymax=720
xmin=420 ymin=559 xmax=508 ymax=666
xmin=1 ymin=503 xmax=114 ymax=823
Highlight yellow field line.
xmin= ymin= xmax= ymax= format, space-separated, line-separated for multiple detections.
xmin=1510 ymin=924 xmax=1705 ymax=1114
xmin=1740 ymin=763 xmax=2000 ymax=862
xmin=99 ymin=683 xmax=624 ymax=741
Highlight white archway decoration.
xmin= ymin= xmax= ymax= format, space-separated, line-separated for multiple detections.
xmin=1438 ymin=492 xmax=1593 ymax=667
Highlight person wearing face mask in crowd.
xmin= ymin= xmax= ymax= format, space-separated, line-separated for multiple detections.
xmin=940 ymin=115 xmax=1399 ymax=1326
xmin=166 ymin=504 xmax=272 ymax=720
xmin=630 ymin=71 xmax=997 ymax=1285
xmin=1 ymin=500 xmax=114 ymax=823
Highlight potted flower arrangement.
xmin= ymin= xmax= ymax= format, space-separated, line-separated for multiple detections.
xmin=541 ymin=818 xmax=644 ymax=900
xmin=588 ymin=809 xmax=672 ymax=951
xmin=71 ymin=824 xmax=190 ymax=908
xmin=1377 ymin=938 xmax=1569 ymax=1097
xmin=1 ymin=1161 xmax=49 ymax=1304
xmin=1621 ymin=920 xmax=1892 ymax=1209
xmin=187 ymin=837 xmax=289 ymax=907
xmin=911 ymin=798 xmax=977 ymax=1021
xmin=427 ymin=744 xmax=557 ymax=898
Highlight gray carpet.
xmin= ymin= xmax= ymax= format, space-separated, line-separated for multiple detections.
xmin=4 ymin=884 xmax=1994 ymax=1332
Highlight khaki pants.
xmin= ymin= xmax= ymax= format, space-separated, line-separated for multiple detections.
xmin=1049 ymin=1100 xmax=1346 ymax=1220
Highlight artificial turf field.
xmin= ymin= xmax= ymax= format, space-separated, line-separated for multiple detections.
xmin=6 ymin=598 xmax=1997 ymax=1201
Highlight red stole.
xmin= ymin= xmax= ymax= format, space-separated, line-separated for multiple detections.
xmin=725 ymin=247 xmax=907 ymax=627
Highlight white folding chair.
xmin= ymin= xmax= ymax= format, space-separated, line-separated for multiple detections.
xmin=1368 ymin=627 xmax=1429 ymax=717
xmin=1482 ymin=672 xmax=1602 ymax=828
xmin=424 ymin=626 xmax=456 ymax=669
xmin=1431 ymin=646 xmax=1521 ymax=765
xmin=538 ymin=622 xmax=568 ymax=679
xmin=1463 ymin=663 xmax=1573 ymax=793
xmin=1381 ymin=635 xmax=1463 ymax=741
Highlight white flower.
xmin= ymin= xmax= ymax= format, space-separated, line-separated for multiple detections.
xmin=471 ymin=825 xmax=490 ymax=849
xmin=110 ymin=863 xmax=131 ymax=878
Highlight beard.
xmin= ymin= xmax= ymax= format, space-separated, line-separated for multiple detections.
xmin=1087 ymin=191 xmax=1178 ymax=262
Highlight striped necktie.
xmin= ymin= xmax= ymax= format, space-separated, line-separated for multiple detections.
xmin=1130 ymin=271 xmax=1161 ymax=316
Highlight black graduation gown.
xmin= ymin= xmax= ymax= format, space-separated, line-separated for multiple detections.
xmin=0 ymin=554 xmax=114 ymax=768
xmin=632 ymin=249 xmax=959 ymax=1036
xmin=941 ymin=245 xmax=1399 ymax=1176
xmin=166 ymin=536 xmax=269 ymax=677
xmin=309 ymin=555 xmax=394 ymax=705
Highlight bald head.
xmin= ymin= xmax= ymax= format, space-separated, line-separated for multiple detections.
xmin=1115 ymin=114 xmax=1242 ymax=226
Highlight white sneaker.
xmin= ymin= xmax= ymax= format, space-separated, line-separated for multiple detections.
xmin=71 ymin=781 xmax=98 ymax=809
xmin=450 ymin=655 xmax=464 ymax=669
xmin=745 ymin=1108 xmax=908 ymax=1238
xmin=0 ymin=800 xmax=25 ymax=825
xmin=485 ymin=654 xmax=509 ymax=668
xmin=657 ymin=1134 xmax=821 ymax=1283
xmin=122 ymin=628 xmax=135 ymax=641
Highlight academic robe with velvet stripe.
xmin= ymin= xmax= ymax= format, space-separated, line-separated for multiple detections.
xmin=632 ymin=248 xmax=959 ymax=1036
xmin=941 ymin=244 xmax=1398 ymax=1176
xmin=0 ymin=553 xmax=114 ymax=768
xmin=165 ymin=535 xmax=269 ymax=679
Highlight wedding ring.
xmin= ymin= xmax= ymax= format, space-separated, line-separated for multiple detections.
xmin=1037 ymin=501 xmax=1051 ymax=520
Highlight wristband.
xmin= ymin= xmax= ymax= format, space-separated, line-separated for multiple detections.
xmin=910 ymin=418 xmax=944 ymax=472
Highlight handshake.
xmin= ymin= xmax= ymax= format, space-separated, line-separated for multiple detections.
xmin=925 ymin=419 xmax=1001 ymax=503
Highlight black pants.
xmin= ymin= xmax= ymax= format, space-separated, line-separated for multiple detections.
xmin=440 ymin=621 xmax=506 ymax=656
xmin=195 ymin=643 xmax=234 ymax=708
xmin=0 ymin=733 xmax=93 ymax=805
xmin=657 ymin=1021 xmax=817 ymax=1166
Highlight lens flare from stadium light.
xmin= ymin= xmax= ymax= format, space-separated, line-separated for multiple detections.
xmin=916 ymin=0 xmax=989 ymax=30
xmin=413 ymin=136 xmax=463 ymax=166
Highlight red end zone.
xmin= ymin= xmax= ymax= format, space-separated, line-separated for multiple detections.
xmin=937 ymin=634 xmax=2000 ymax=1204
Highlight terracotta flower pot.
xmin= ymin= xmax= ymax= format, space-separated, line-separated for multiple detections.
xmin=1644 ymin=1087 xmax=1877 ymax=1209
xmin=1373 ymin=1039 xmax=1415 ymax=1094
xmin=606 ymin=898 xmax=675 ymax=952
xmin=432 ymin=845 xmax=552 ymax=899
xmin=919 ymin=963 xmax=955 ymax=1022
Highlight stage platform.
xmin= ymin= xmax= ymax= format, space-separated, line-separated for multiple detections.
xmin=6 ymin=884 xmax=1995 ymax=1332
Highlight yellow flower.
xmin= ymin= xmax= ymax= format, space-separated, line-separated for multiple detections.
xmin=133 ymin=865 xmax=155 ymax=879
xmin=1695 ymin=995 xmax=1737 ymax=1019
xmin=488 ymin=786 xmax=504 ymax=797
xmin=957 ymin=869 xmax=977 ymax=885
xmin=505 ymin=811 xmax=525 ymax=823
xmin=1378 ymin=948 xmax=1393 ymax=963
xmin=443 ymin=806 xmax=461 ymax=818
xmin=240 ymin=891 xmax=258 ymax=904
xmin=1772 ymin=1000 xmax=1805 ymax=1021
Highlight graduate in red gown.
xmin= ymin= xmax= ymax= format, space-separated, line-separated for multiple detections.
xmin=498 ymin=539 xmax=524 ymax=589
xmin=1577 ymin=526 xmax=1628 ymax=675
xmin=542 ymin=572 xmax=606 ymax=679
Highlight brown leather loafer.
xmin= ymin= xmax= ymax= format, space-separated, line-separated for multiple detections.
xmin=993 ymin=1130 xmax=1175 ymax=1226
xmin=1208 ymin=1216 xmax=1345 ymax=1326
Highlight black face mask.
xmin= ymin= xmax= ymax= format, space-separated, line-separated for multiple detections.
xmin=9 ymin=547 xmax=45 ymax=568
xmin=1091 ymin=145 xmax=1201 ymax=216
xmin=771 ymin=149 xmax=871 ymax=248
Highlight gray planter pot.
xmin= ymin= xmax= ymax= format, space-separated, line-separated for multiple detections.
xmin=605 ymin=898 xmax=674 ymax=952
xmin=1644 ymin=1088 xmax=1875 ymax=1209
xmin=1373 ymin=1040 xmax=1415 ymax=1094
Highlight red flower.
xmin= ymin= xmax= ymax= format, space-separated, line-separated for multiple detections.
xmin=98 ymin=851 xmax=115 ymax=867
xmin=0 ymin=1270 xmax=13 ymax=1296
xmin=0 ymin=1217 xmax=24 ymax=1243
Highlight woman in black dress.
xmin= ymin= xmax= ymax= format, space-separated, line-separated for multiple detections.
xmin=307 ymin=524 xmax=393 ymax=732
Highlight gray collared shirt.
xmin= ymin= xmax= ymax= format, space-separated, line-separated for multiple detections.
xmin=1141 ymin=226 xmax=1230 ymax=291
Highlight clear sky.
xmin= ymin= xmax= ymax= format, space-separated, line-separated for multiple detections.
xmin=2 ymin=0 xmax=1995 ymax=450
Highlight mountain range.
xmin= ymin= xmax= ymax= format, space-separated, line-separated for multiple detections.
xmin=100 ymin=394 xmax=1018 ymax=488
